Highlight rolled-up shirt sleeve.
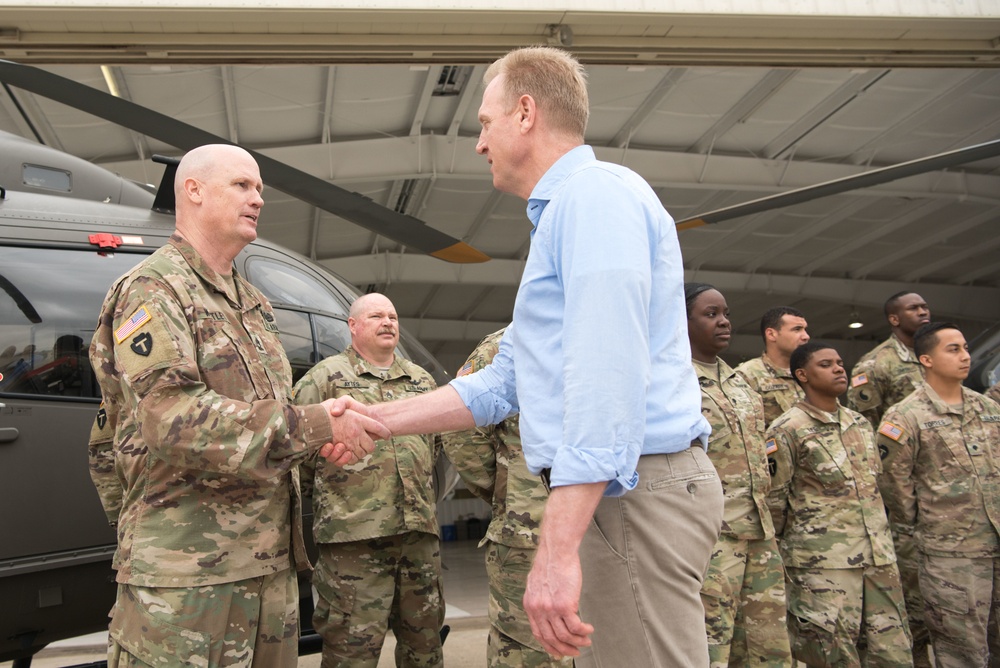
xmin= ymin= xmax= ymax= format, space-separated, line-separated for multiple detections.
xmin=450 ymin=327 xmax=519 ymax=426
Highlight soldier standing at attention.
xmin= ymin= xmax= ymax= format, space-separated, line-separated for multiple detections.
xmin=847 ymin=291 xmax=932 ymax=667
xmin=442 ymin=328 xmax=572 ymax=668
xmin=767 ymin=341 xmax=911 ymax=668
xmin=685 ymin=283 xmax=792 ymax=667
xmin=293 ymin=293 xmax=444 ymax=668
xmin=735 ymin=306 xmax=810 ymax=428
xmin=876 ymin=322 xmax=1000 ymax=668
xmin=88 ymin=144 xmax=389 ymax=667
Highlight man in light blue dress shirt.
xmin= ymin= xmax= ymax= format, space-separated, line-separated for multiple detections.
xmin=340 ymin=46 xmax=724 ymax=667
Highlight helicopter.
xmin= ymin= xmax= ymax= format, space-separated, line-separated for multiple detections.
xmin=2 ymin=58 xmax=1000 ymax=665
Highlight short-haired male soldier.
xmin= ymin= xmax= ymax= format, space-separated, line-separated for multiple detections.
xmin=846 ymin=290 xmax=932 ymax=666
xmin=735 ymin=306 xmax=809 ymax=428
xmin=877 ymin=322 xmax=1000 ymax=668
xmin=294 ymin=293 xmax=444 ymax=667
xmin=334 ymin=47 xmax=723 ymax=667
xmin=89 ymin=144 xmax=389 ymax=667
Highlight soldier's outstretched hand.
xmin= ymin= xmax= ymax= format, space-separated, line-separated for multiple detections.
xmin=318 ymin=397 xmax=391 ymax=465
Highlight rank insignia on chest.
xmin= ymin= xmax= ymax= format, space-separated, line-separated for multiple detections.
xmin=765 ymin=438 xmax=778 ymax=454
xmin=878 ymin=421 xmax=904 ymax=441
xmin=851 ymin=373 xmax=869 ymax=387
xmin=115 ymin=304 xmax=152 ymax=343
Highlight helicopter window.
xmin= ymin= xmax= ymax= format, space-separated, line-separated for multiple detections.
xmin=245 ymin=257 xmax=348 ymax=317
xmin=22 ymin=163 xmax=73 ymax=192
xmin=0 ymin=246 xmax=144 ymax=400
xmin=270 ymin=308 xmax=315 ymax=384
xmin=314 ymin=314 xmax=352 ymax=362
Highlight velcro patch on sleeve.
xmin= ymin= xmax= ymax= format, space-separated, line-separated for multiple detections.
xmin=878 ymin=421 xmax=904 ymax=442
xmin=851 ymin=373 xmax=869 ymax=388
xmin=457 ymin=360 xmax=476 ymax=377
xmin=765 ymin=438 xmax=778 ymax=454
xmin=115 ymin=304 xmax=152 ymax=343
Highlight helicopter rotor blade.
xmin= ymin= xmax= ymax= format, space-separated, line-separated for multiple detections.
xmin=0 ymin=59 xmax=489 ymax=264
xmin=676 ymin=138 xmax=1000 ymax=231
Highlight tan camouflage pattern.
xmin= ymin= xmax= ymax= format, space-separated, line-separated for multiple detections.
xmin=785 ymin=564 xmax=911 ymax=668
xmin=441 ymin=328 xmax=550 ymax=550
xmin=877 ymin=382 xmax=1000 ymax=559
xmin=89 ymin=234 xmax=333 ymax=588
xmin=695 ymin=358 xmax=773 ymax=539
xmin=88 ymin=401 xmax=120 ymax=526
xmin=735 ymin=353 xmax=805 ymax=428
xmin=987 ymin=381 xmax=1000 ymax=405
xmin=293 ymin=345 xmax=439 ymax=542
xmin=918 ymin=553 xmax=1000 ymax=667
xmin=106 ymin=568 xmax=299 ymax=668
xmin=485 ymin=543 xmax=573 ymax=667
xmin=311 ymin=533 xmax=444 ymax=667
xmin=766 ymin=401 xmax=897 ymax=569
xmin=694 ymin=359 xmax=789 ymax=666
xmin=846 ymin=333 xmax=924 ymax=427
xmin=700 ymin=534 xmax=790 ymax=667
xmin=441 ymin=329 xmax=566 ymax=667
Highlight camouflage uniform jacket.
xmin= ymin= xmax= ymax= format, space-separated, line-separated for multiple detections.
xmin=441 ymin=329 xmax=549 ymax=550
xmin=293 ymin=345 xmax=439 ymax=543
xmin=987 ymin=382 xmax=1000 ymax=405
xmin=89 ymin=234 xmax=333 ymax=587
xmin=735 ymin=353 xmax=805 ymax=428
xmin=877 ymin=382 xmax=1000 ymax=558
xmin=847 ymin=333 xmax=924 ymax=427
xmin=695 ymin=358 xmax=774 ymax=540
xmin=766 ymin=401 xmax=896 ymax=569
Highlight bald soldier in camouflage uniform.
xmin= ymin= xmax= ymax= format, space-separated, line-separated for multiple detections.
xmin=767 ymin=341 xmax=911 ymax=668
xmin=294 ymin=293 xmax=444 ymax=668
xmin=88 ymin=144 xmax=387 ymax=668
xmin=735 ymin=305 xmax=809 ymax=428
xmin=847 ymin=291 xmax=932 ymax=667
xmin=877 ymin=322 xmax=1000 ymax=668
xmin=441 ymin=329 xmax=572 ymax=668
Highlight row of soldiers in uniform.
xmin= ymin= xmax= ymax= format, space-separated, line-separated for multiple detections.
xmin=686 ymin=285 xmax=1000 ymax=668
xmin=285 ymin=286 xmax=1000 ymax=668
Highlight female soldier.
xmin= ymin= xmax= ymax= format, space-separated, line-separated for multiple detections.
xmin=685 ymin=283 xmax=792 ymax=667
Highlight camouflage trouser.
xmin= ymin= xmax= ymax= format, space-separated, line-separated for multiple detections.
xmin=485 ymin=541 xmax=574 ymax=668
xmin=107 ymin=568 xmax=298 ymax=668
xmin=892 ymin=530 xmax=931 ymax=667
xmin=312 ymin=532 xmax=444 ymax=668
xmin=785 ymin=564 xmax=912 ymax=668
xmin=700 ymin=533 xmax=791 ymax=667
xmin=919 ymin=553 xmax=1000 ymax=668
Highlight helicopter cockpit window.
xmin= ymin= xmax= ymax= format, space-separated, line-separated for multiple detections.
xmin=22 ymin=163 xmax=73 ymax=192
xmin=246 ymin=258 xmax=348 ymax=316
xmin=0 ymin=246 xmax=143 ymax=400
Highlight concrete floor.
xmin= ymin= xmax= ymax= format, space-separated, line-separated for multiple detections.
xmin=1 ymin=540 xmax=491 ymax=668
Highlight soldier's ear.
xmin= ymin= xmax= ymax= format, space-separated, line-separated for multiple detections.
xmin=794 ymin=367 xmax=808 ymax=384
xmin=919 ymin=353 xmax=933 ymax=369
xmin=887 ymin=313 xmax=900 ymax=328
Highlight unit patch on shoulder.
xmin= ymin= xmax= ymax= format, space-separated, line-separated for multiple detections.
xmin=457 ymin=360 xmax=475 ymax=377
xmin=115 ymin=304 xmax=152 ymax=343
xmin=878 ymin=421 xmax=904 ymax=442
xmin=851 ymin=373 xmax=869 ymax=388
xmin=765 ymin=438 xmax=778 ymax=455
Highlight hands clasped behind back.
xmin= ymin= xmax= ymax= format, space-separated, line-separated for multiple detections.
xmin=317 ymin=397 xmax=391 ymax=466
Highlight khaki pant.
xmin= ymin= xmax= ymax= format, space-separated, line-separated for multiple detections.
xmin=107 ymin=569 xmax=299 ymax=668
xmin=920 ymin=553 xmax=1000 ymax=668
xmin=576 ymin=446 xmax=725 ymax=668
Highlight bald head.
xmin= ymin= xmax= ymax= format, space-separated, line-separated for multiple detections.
xmin=171 ymin=144 xmax=264 ymax=273
xmin=349 ymin=293 xmax=399 ymax=366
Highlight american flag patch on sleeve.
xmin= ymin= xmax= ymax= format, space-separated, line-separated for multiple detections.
xmin=115 ymin=304 xmax=152 ymax=343
xmin=878 ymin=422 xmax=904 ymax=442
xmin=852 ymin=373 xmax=869 ymax=387
xmin=457 ymin=360 xmax=475 ymax=377
xmin=765 ymin=438 xmax=778 ymax=454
